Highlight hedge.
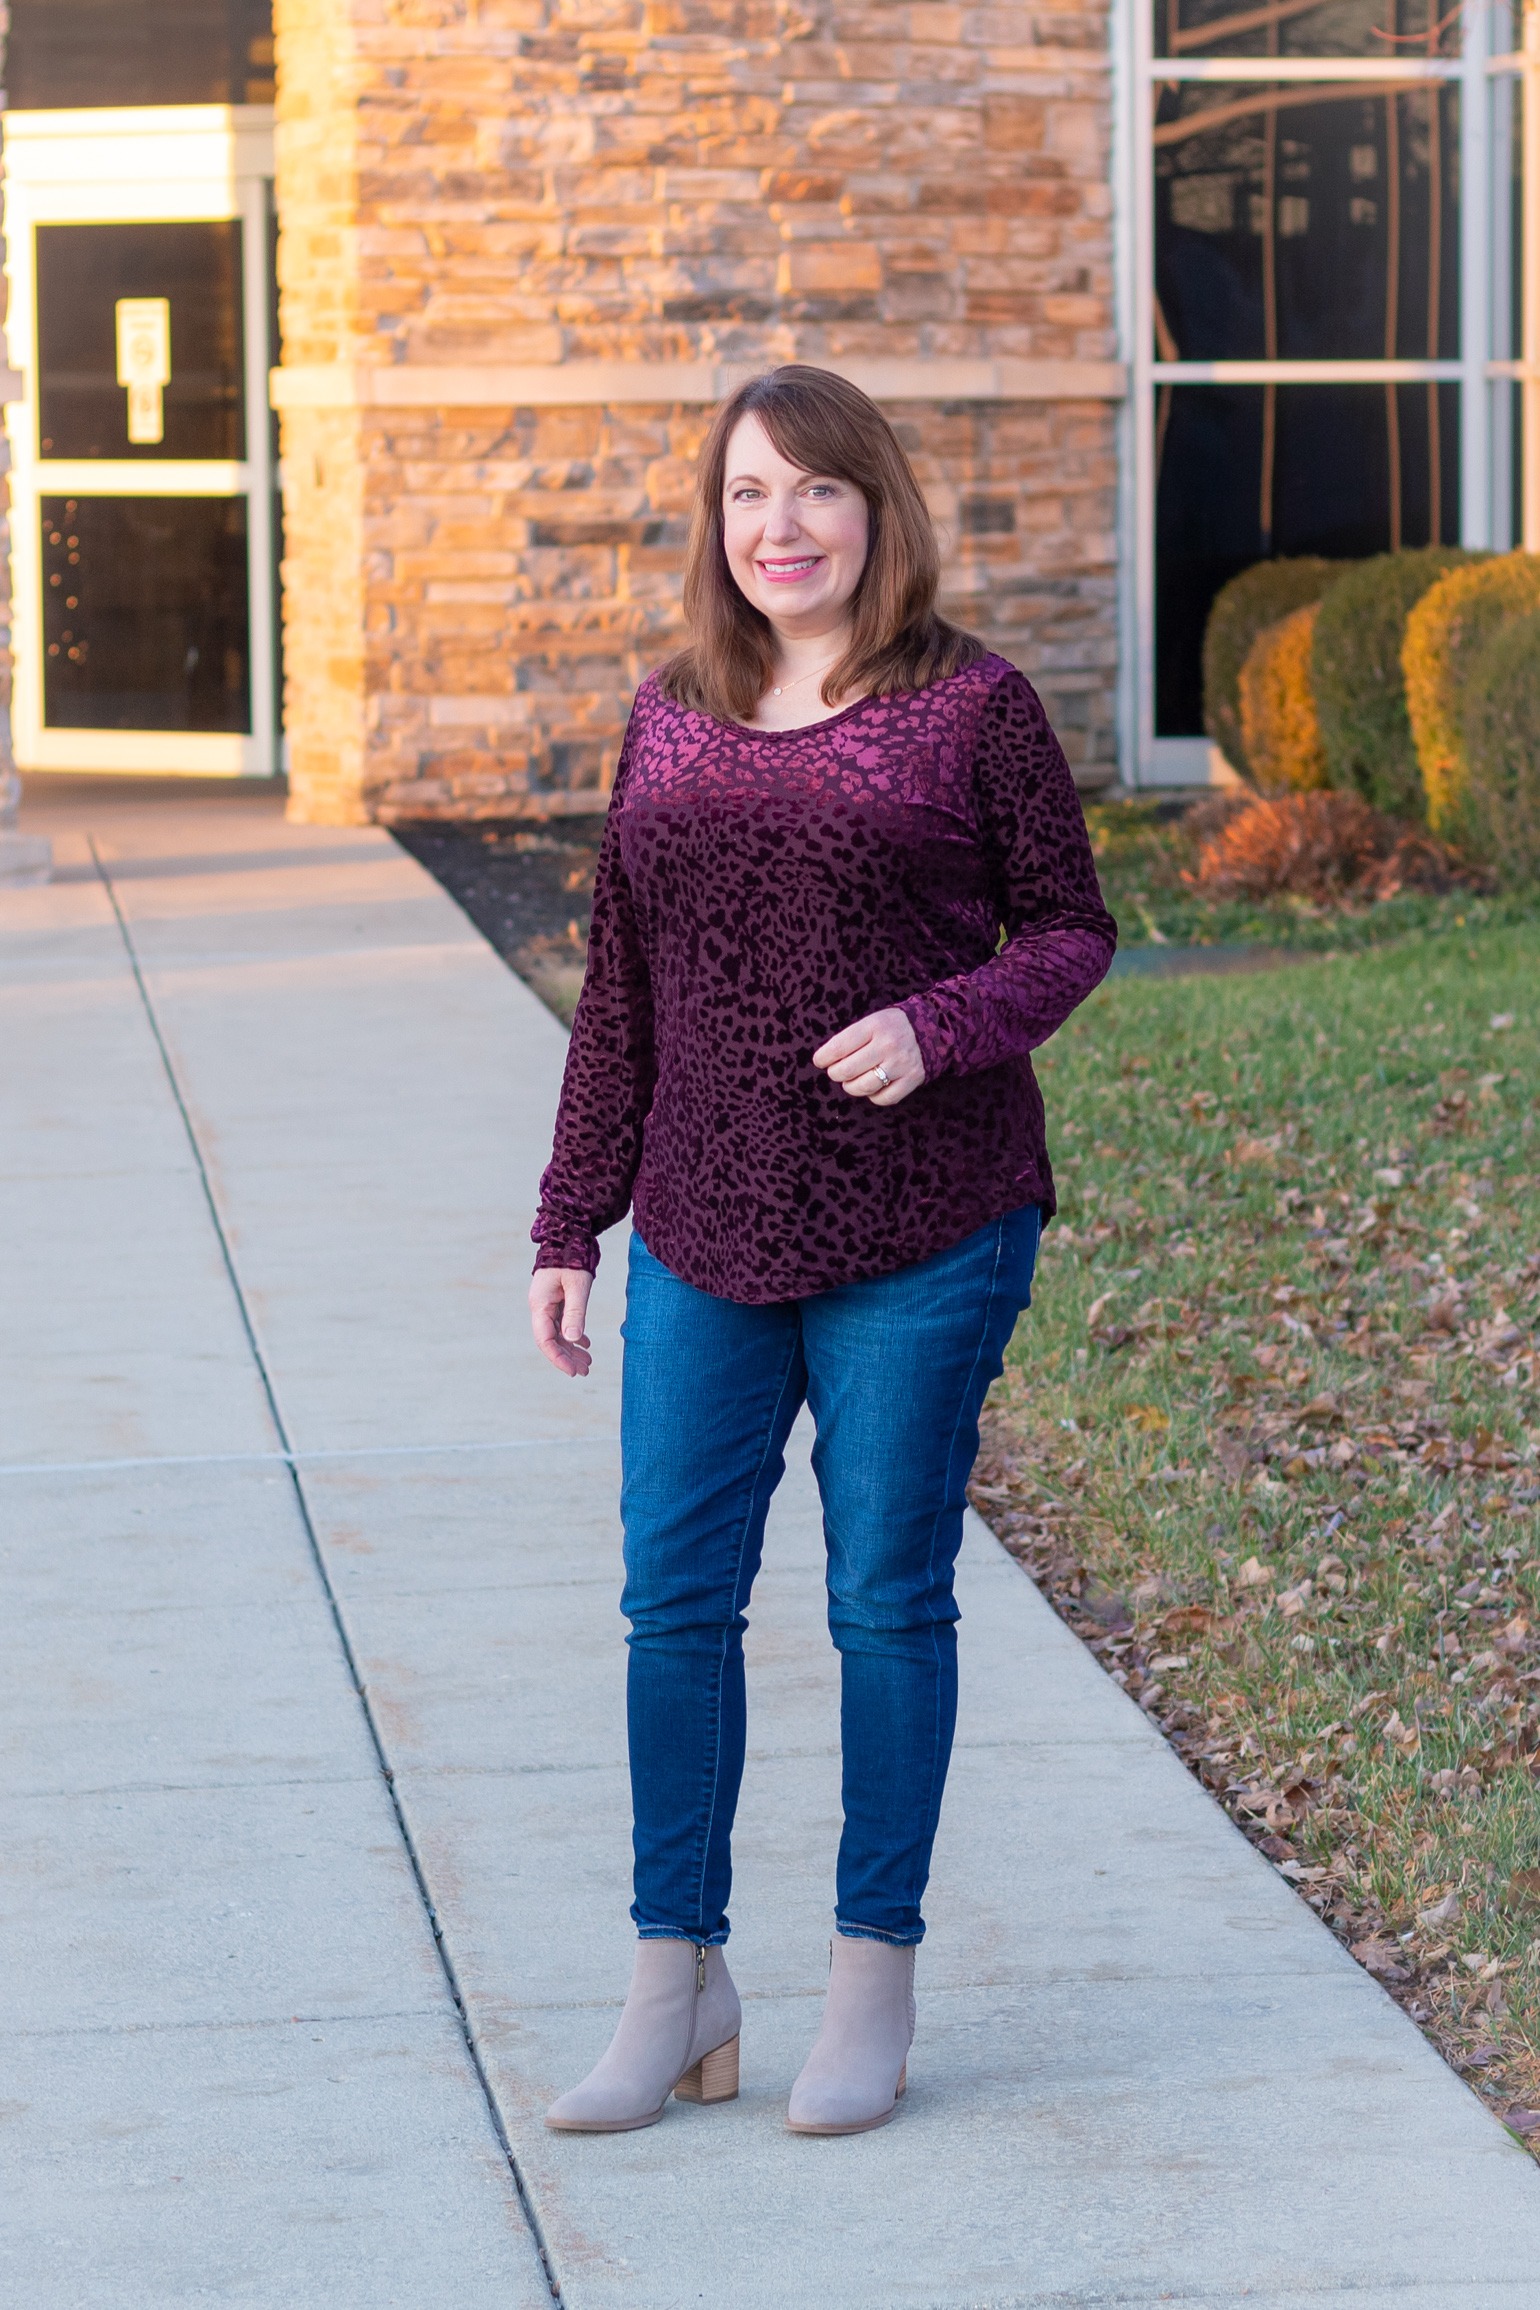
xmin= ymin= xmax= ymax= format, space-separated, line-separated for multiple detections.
xmin=1202 ymin=557 xmax=1342 ymax=781
xmin=1460 ymin=605 xmax=1540 ymax=885
xmin=1238 ymin=603 xmax=1329 ymax=795
xmin=1401 ymin=552 xmax=1540 ymax=836
xmin=1311 ymin=546 xmax=1483 ymax=819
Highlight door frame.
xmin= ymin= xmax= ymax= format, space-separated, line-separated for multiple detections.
xmin=2 ymin=104 xmax=279 ymax=776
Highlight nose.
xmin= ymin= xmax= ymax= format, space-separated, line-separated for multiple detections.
xmin=761 ymin=493 xmax=802 ymax=546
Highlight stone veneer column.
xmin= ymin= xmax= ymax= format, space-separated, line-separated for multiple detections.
xmin=273 ymin=0 xmax=1121 ymax=824
xmin=273 ymin=0 xmax=369 ymax=823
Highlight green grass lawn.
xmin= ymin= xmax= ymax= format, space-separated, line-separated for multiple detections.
xmin=973 ymin=916 xmax=1540 ymax=2142
xmin=1087 ymin=798 xmax=1534 ymax=953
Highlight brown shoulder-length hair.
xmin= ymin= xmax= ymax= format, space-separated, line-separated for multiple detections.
xmin=656 ymin=365 xmax=985 ymax=723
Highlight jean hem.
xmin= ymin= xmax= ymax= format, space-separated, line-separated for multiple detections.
xmin=835 ymin=1923 xmax=923 ymax=1948
xmin=634 ymin=1924 xmax=731 ymax=1947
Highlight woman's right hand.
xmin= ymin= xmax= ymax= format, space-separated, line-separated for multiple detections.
xmin=530 ymin=1267 xmax=595 ymax=1377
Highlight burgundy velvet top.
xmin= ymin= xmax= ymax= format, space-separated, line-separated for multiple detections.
xmin=532 ymin=653 xmax=1117 ymax=1304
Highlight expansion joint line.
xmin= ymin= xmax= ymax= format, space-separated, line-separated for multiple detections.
xmin=89 ymin=842 xmax=564 ymax=2308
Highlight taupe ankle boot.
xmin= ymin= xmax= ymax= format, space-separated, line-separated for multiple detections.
xmin=545 ymin=1939 xmax=741 ymax=2133
xmin=786 ymin=1935 xmax=915 ymax=2135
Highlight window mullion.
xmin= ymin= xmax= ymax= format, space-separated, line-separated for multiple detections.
xmin=1461 ymin=0 xmax=1494 ymax=545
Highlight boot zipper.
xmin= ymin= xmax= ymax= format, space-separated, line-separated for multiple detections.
xmin=694 ymin=1942 xmax=706 ymax=1993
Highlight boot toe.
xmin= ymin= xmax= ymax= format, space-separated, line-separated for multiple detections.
xmin=785 ymin=2070 xmax=904 ymax=2136
xmin=545 ymin=2081 xmax=666 ymax=2133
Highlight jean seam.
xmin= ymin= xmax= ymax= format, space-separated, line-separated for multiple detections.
xmin=906 ymin=1213 xmax=1009 ymax=1930
xmin=687 ymin=1327 xmax=804 ymax=1942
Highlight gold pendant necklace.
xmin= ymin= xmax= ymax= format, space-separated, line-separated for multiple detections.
xmin=770 ymin=655 xmax=840 ymax=699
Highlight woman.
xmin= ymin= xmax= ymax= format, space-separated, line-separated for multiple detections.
xmin=530 ymin=365 xmax=1115 ymax=2138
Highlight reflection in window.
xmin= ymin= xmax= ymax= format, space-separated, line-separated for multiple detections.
xmin=6 ymin=0 xmax=274 ymax=109
xmin=1154 ymin=0 xmax=1460 ymax=61
xmin=1155 ymin=384 xmax=1459 ymax=733
xmin=36 ymin=223 xmax=246 ymax=463
xmin=1155 ymin=86 xmax=1459 ymax=364
xmin=42 ymin=496 xmax=251 ymax=733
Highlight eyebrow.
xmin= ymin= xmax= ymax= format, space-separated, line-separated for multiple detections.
xmin=724 ymin=469 xmax=836 ymax=490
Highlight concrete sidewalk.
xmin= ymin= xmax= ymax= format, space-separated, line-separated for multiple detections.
xmin=6 ymin=780 xmax=1540 ymax=2309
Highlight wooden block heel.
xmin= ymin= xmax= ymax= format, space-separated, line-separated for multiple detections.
xmin=895 ymin=2062 xmax=906 ymax=2098
xmin=675 ymin=2034 xmax=740 ymax=2104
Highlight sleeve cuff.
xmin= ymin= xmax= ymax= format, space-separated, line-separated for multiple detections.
xmin=531 ymin=1217 xmax=600 ymax=1276
xmin=896 ymin=992 xmax=953 ymax=1083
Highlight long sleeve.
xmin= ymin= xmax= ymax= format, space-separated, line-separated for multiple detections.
xmin=897 ymin=668 xmax=1117 ymax=1079
xmin=531 ymin=739 xmax=656 ymax=1276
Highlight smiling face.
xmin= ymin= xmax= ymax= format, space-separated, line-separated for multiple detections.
xmin=720 ymin=412 xmax=871 ymax=639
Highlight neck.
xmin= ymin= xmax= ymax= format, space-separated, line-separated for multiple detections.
xmin=769 ymin=623 xmax=852 ymax=682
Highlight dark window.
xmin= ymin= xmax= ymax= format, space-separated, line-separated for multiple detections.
xmin=37 ymin=222 xmax=245 ymax=462
xmin=6 ymin=0 xmax=274 ymax=111
xmin=1149 ymin=4 xmax=1465 ymax=735
xmin=1154 ymin=85 xmax=1460 ymax=364
xmin=42 ymin=495 xmax=251 ymax=733
xmin=1154 ymin=0 xmax=1460 ymax=61
xmin=1154 ymin=383 xmax=1460 ymax=734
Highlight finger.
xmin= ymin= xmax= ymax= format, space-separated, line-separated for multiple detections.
xmin=850 ymin=1058 xmax=921 ymax=1103
xmin=812 ymin=1018 xmax=876 ymax=1069
xmin=837 ymin=1050 xmax=907 ymax=1090
xmin=541 ymin=1328 xmax=591 ymax=1376
xmin=825 ymin=1045 xmax=893 ymax=1085
xmin=531 ymin=1281 xmax=592 ymax=1374
xmin=561 ymin=1295 xmax=591 ymax=1345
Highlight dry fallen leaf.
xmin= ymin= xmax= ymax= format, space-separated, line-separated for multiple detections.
xmin=1237 ymin=1555 xmax=1274 ymax=1588
xmin=1215 ymin=1434 xmax=1254 ymax=1481
xmin=1351 ymin=1936 xmax=1410 ymax=1980
xmin=1126 ymin=1404 xmax=1171 ymax=1433
xmin=1416 ymin=1890 xmax=1462 ymax=1931
xmin=1160 ymin=1603 xmax=1216 ymax=1636
xmin=1503 ymin=2109 xmax=1540 ymax=2138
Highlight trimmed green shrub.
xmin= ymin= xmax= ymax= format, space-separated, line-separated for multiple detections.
xmin=1401 ymin=552 xmax=1540 ymax=836
xmin=1203 ymin=557 xmax=1342 ymax=780
xmin=1459 ymin=605 xmax=1540 ymax=885
xmin=1238 ymin=603 xmax=1329 ymax=794
xmin=1311 ymin=546 xmax=1483 ymax=819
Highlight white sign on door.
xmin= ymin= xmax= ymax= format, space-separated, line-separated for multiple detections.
xmin=114 ymin=296 xmax=172 ymax=445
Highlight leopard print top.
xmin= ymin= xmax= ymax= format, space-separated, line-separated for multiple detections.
xmin=532 ymin=654 xmax=1116 ymax=1304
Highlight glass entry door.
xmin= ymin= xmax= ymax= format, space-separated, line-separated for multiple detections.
xmin=4 ymin=106 xmax=278 ymax=775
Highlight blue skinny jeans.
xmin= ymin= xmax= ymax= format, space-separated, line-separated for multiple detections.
xmin=619 ymin=1205 xmax=1041 ymax=1949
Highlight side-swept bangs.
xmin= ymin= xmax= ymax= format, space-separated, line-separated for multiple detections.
xmin=657 ymin=365 xmax=984 ymax=724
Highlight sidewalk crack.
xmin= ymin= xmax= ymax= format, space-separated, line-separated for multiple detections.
xmin=90 ymin=839 xmax=564 ymax=2306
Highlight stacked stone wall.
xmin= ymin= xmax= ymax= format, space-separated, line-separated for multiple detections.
xmin=275 ymin=0 xmax=1121 ymax=822
xmin=272 ymin=0 xmax=368 ymax=822
xmin=0 ymin=3 xmax=14 ymax=790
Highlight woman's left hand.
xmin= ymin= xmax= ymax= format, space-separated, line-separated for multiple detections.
xmin=812 ymin=1007 xmax=926 ymax=1107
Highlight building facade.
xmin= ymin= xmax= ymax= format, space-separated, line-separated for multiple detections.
xmin=1 ymin=1 xmax=1533 ymax=820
